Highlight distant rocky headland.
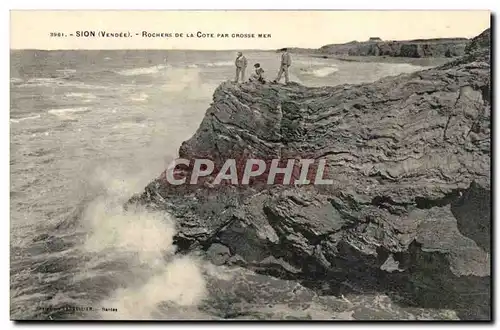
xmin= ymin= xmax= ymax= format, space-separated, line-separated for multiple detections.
xmin=284 ymin=33 xmax=485 ymax=59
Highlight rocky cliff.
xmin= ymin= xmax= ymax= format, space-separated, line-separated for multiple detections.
xmin=319 ymin=37 xmax=470 ymax=58
xmin=465 ymin=28 xmax=491 ymax=54
xmin=130 ymin=36 xmax=491 ymax=320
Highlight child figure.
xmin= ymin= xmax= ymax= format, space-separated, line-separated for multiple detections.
xmin=249 ymin=63 xmax=265 ymax=83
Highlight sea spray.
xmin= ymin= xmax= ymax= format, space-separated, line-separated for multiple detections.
xmin=99 ymin=255 xmax=207 ymax=319
xmin=78 ymin=168 xmax=208 ymax=319
xmin=161 ymin=66 xmax=217 ymax=100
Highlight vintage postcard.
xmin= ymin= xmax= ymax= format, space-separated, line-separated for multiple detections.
xmin=10 ymin=10 xmax=491 ymax=321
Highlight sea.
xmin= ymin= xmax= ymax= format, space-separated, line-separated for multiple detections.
xmin=10 ymin=49 xmax=440 ymax=320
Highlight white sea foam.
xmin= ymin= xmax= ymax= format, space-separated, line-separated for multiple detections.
xmin=205 ymin=61 xmax=233 ymax=67
xmin=10 ymin=77 xmax=24 ymax=84
xmin=48 ymin=107 xmax=91 ymax=119
xmin=117 ymin=65 xmax=169 ymax=76
xmin=379 ymin=63 xmax=424 ymax=75
xmin=56 ymin=69 xmax=77 ymax=74
xmin=10 ymin=114 xmax=41 ymax=123
xmin=161 ymin=67 xmax=216 ymax=100
xmin=64 ymin=92 xmax=97 ymax=103
xmin=112 ymin=122 xmax=147 ymax=129
xmin=304 ymin=66 xmax=339 ymax=77
xmin=65 ymin=82 xmax=109 ymax=90
xmin=16 ymin=77 xmax=101 ymax=89
xmin=29 ymin=77 xmax=59 ymax=83
xmin=79 ymin=168 xmax=208 ymax=320
xmin=19 ymin=77 xmax=64 ymax=87
xmin=100 ymin=255 xmax=207 ymax=320
xmin=295 ymin=59 xmax=331 ymax=66
xmin=129 ymin=93 xmax=149 ymax=102
xmin=65 ymin=92 xmax=95 ymax=98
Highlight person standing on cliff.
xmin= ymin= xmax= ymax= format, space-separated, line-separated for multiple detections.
xmin=234 ymin=52 xmax=248 ymax=83
xmin=273 ymin=48 xmax=292 ymax=84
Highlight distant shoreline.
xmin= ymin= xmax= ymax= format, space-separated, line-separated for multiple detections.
xmin=315 ymin=55 xmax=454 ymax=67
xmin=282 ymin=35 xmax=471 ymax=66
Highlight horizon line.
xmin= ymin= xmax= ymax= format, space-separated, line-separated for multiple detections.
xmin=9 ymin=48 xmax=281 ymax=51
xmin=9 ymin=34 xmax=476 ymax=52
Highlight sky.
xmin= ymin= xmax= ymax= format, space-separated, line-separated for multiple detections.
xmin=10 ymin=10 xmax=491 ymax=50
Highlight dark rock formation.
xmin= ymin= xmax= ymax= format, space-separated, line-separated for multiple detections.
xmin=131 ymin=38 xmax=491 ymax=319
xmin=319 ymin=37 xmax=470 ymax=58
xmin=465 ymin=28 xmax=491 ymax=54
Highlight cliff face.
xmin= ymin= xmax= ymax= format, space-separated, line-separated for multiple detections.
xmin=131 ymin=41 xmax=491 ymax=319
xmin=319 ymin=38 xmax=470 ymax=58
xmin=465 ymin=28 xmax=491 ymax=54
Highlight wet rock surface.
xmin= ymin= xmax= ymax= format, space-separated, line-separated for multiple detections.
xmin=130 ymin=31 xmax=491 ymax=320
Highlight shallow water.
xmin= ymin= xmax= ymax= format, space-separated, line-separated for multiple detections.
xmin=10 ymin=49 xmax=437 ymax=320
